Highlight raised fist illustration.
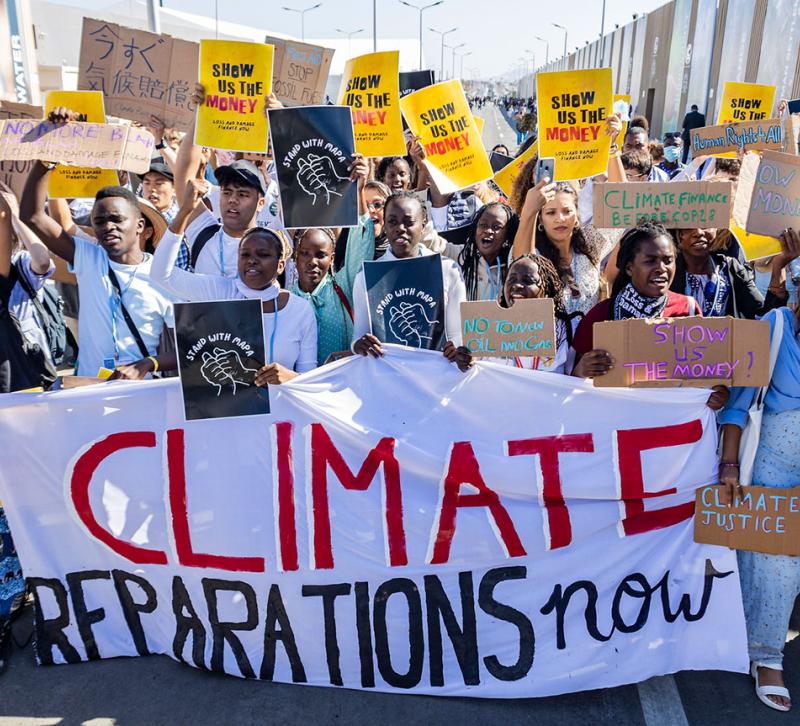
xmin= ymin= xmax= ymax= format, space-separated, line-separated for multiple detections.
xmin=200 ymin=347 xmax=258 ymax=396
xmin=296 ymin=153 xmax=349 ymax=205
xmin=387 ymin=302 xmax=435 ymax=348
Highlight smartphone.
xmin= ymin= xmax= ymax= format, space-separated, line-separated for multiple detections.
xmin=536 ymin=157 xmax=555 ymax=184
xmin=787 ymin=98 xmax=800 ymax=115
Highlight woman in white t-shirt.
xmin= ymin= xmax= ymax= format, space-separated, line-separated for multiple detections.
xmin=152 ymin=181 xmax=317 ymax=382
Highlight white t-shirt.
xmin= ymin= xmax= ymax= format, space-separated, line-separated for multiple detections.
xmin=184 ymin=207 xmax=241 ymax=279
xmin=9 ymin=251 xmax=55 ymax=363
xmin=71 ymin=237 xmax=175 ymax=376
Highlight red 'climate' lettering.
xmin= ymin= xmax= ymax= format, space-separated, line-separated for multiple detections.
xmin=309 ymin=423 xmax=407 ymax=569
xmin=507 ymin=434 xmax=595 ymax=550
xmin=273 ymin=421 xmax=299 ymax=572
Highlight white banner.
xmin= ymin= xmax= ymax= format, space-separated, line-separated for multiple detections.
xmin=0 ymin=348 xmax=748 ymax=697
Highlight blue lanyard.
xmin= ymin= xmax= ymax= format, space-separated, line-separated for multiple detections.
xmin=109 ymin=267 xmax=138 ymax=360
xmin=217 ymin=229 xmax=225 ymax=275
xmin=268 ymin=295 xmax=279 ymax=364
xmin=488 ymin=260 xmax=502 ymax=301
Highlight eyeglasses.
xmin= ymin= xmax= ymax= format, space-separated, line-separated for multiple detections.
xmin=625 ymin=171 xmax=648 ymax=181
xmin=366 ymin=201 xmax=385 ymax=211
xmin=663 ymin=132 xmax=681 ymax=140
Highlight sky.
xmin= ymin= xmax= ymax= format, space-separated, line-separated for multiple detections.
xmin=48 ymin=0 xmax=669 ymax=79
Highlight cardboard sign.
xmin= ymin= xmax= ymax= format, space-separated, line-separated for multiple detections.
xmin=44 ymin=90 xmax=118 ymax=199
xmin=195 ymin=40 xmax=273 ymax=153
xmin=174 ymin=299 xmax=269 ymax=421
xmin=592 ymin=180 xmax=733 ymax=229
xmin=493 ymin=140 xmax=538 ymax=197
xmin=0 ymin=100 xmax=42 ymax=199
xmin=0 ymin=120 xmax=154 ymax=173
xmin=337 ymin=50 xmax=405 ymax=157
xmin=400 ymin=79 xmax=492 ymax=194
xmin=694 ymin=484 xmax=800 ymax=556
xmin=461 ymin=298 xmax=555 ymax=358
xmin=717 ymin=81 xmax=776 ymax=124
xmin=265 ymin=35 xmax=334 ymax=107
xmin=745 ymin=150 xmax=800 ymax=238
xmin=77 ymin=18 xmax=198 ymax=132
xmin=592 ymin=316 xmax=770 ymax=388
xmin=690 ymin=119 xmax=783 ymax=156
xmin=730 ymin=152 xmax=781 ymax=258
xmin=364 ymin=254 xmax=445 ymax=351
xmin=536 ymin=68 xmax=613 ymax=181
xmin=268 ymin=105 xmax=358 ymax=228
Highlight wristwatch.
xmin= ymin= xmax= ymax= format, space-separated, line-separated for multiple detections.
xmin=155 ymin=140 xmax=165 ymax=150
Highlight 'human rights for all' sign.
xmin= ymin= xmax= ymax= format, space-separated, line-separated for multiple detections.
xmin=195 ymin=40 xmax=273 ymax=153
xmin=0 ymin=350 xmax=747 ymax=696
xmin=536 ymin=68 xmax=613 ymax=181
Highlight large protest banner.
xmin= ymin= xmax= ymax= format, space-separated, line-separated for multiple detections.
xmin=45 ymin=90 xmax=118 ymax=198
xmin=0 ymin=100 xmax=41 ymax=198
xmin=536 ymin=68 xmax=613 ymax=181
xmin=592 ymin=180 xmax=732 ymax=228
xmin=745 ymin=150 xmax=800 ymax=238
xmin=265 ymin=35 xmax=334 ymax=107
xmin=400 ymin=80 xmax=492 ymax=194
xmin=0 ymin=349 xmax=746 ymax=695
xmin=716 ymin=82 xmax=776 ymax=124
xmin=77 ymin=18 xmax=199 ymax=132
xmin=338 ymin=50 xmax=405 ymax=157
xmin=269 ymin=105 xmax=358 ymax=228
xmin=195 ymin=40 xmax=273 ymax=153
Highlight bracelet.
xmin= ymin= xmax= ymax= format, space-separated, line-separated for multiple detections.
xmin=147 ymin=356 xmax=159 ymax=373
xmin=155 ymin=141 xmax=165 ymax=150
xmin=719 ymin=462 xmax=739 ymax=468
xmin=609 ymin=143 xmax=619 ymax=156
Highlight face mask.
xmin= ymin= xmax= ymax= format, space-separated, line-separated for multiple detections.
xmin=664 ymin=146 xmax=681 ymax=162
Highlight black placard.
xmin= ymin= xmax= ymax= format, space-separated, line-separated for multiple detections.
xmin=399 ymin=70 xmax=435 ymax=98
xmin=489 ymin=151 xmax=514 ymax=173
xmin=363 ymin=255 xmax=445 ymax=351
xmin=268 ymin=105 xmax=358 ymax=228
xmin=174 ymin=299 xmax=269 ymax=421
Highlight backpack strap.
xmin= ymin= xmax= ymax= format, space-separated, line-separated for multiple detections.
xmin=107 ymin=265 xmax=150 ymax=360
xmin=13 ymin=259 xmax=51 ymax=332
xmin=331 ymin=279 xmax=354 ymax=322
xmin=190 ymin=223 xmax=222 ymax=269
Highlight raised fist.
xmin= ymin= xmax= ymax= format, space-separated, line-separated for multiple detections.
xmin=296 ymin=153 xmax=349 ymax=205
xmin=387 ymin=302 xmax=435 ymax=348
xmin=200 ymin=347 xmax=258 ymax=396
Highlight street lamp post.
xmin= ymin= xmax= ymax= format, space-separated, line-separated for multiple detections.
xmin=534 ymin=35 xmax=549 ymax=65
xmin=551 ymin=22 xmax=568 ymax=59
xmin=398 ymin=0 xmax=443 ymax=70
xmin=336 ymin=27 xmax=364 ymax=57
xmin=281 ymin=2 xmax=322 ymax=41
xmin=429 ymin=26 xmax=457 ymax=81
xmin=450 ymin=41 xmax=465 ymax=79
xmin=457 ymin=49 xmax=472 ymax=79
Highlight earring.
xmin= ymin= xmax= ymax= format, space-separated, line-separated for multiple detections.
xmin=537 ymin=223 xmax=544 ymax=232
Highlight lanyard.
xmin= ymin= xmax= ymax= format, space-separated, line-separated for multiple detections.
xmin=267 ymin=296 xmax=279 ymax=365
xmin=514 ymin=356 xmax=540 ymax=370
xmin=217 ymin=229 xmax=225 ymax=275
xmin=487 ymin=260 xmax=502 ymax=301
xmin=109 ymin=267 xmax=139 ymax=360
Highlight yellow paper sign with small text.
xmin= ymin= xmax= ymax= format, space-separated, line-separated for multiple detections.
xmin=717 ymin=82 xmax=776 ymax=124
xmin=45 ymin=90 xmax=118 ymax=199
xmin=195 ymin=40 xmax=273 ymax=153
xmin=473 ymin=114 xmax=484 ymax=136
xmin=400 ymin=79 xmax=492 ymax=194
xmin=337 ymin=50 xmax=405 ymax=157
xmin=493 ymin=140 xmax=538 ymax=198
xmin=537 ymin=68 xmax=613 ymax=181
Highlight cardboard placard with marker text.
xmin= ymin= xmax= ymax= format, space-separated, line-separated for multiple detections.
xmin=461 ymin=298 xmax=555 ymax=358
xmin=265 ymin=36 xmax=333 ymax=107
xmin=745 ymin=150 xmax=800 ymax=239
xmin=690 ymin=119 xmax=783 ymax=156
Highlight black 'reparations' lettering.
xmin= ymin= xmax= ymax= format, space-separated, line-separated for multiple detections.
xmin=302 ymin=583 xmax=351 ymax=686
xmin=112 ymin=569 xmax=157 ymax=656
xmin=354 ymin=581 xmax=375 ymax=688
xmin=29 ymin=577 xmax=82 ymax=665
xmin=373 ymin=578 xmax=424 ymax=689
xmin=261 ymin=583 xmax=307 ymax=682
xmin=66 ymin=570 xmax=111 ymax=660
xmin=203 ymin=578 xmax=259 ymax=678
xmin=171 ymin=575 xmax=207 ymax=669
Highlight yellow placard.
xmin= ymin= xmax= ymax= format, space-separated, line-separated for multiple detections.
xmin=195 ymin=40 xmax=273 ymax=153
xmin=613 ymin=93 xmax=630 ymax=142
xmin=730 ymin=218 xmax=781 ymax=260
xmin=472 ymin=113 xmax=485 ymax=135
xmin=493 ymin=140 xmax=538 ymax=198
xmin=400 ymin=79 xmax=492 ymax=194
xmin=337 ymin=50 xmax=405 ymax=157
xmin=45 ymin=90 xmax=118 ymax=199
xmin=717 ymin=82 xmax=776 ymax=124
xmin=536 ymin=68 xmax=613 ymax=181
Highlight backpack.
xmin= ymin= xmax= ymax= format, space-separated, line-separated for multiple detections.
xmin=189 ymin=224 xmax=222 ymax=270
xmin=12 ymin=261 xmax=68 ymax=365
xmin=0 ymin=280 xmax=56 ymax=393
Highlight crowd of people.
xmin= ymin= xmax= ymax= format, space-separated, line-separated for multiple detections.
xmin=1 ymin=75 xmax=799 ymax=712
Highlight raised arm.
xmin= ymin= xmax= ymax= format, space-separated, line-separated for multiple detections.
xmin=0 ymin=190 xmax=12 ymax=278
xmin=173 ymin=85 xmax=207 ymax=201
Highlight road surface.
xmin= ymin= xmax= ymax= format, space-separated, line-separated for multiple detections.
xmin=474 ymin=103 xmax=519 ymax=155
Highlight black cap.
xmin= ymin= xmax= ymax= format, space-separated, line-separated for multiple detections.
xmin=144 ymin=160 xmax=174 ymax=182
xmin=215 ymin=160 xmax=266 ymax=195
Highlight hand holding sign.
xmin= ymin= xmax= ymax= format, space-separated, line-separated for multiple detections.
xmin=200 ymin=347 xmax=257 ymax=396
xmin=297 ymin=153 xmax=348 ymax=204
xmin=388 ymin=301 xmax=435 ymax=347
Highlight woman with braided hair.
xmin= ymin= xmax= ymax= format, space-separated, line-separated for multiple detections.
xmin=570 ymin=221 xmax=729 ymax=409
xmin=445 ymin=254 xmax=579 ymax=374
xmin=290 ymin=225 xmax=374 ymax=366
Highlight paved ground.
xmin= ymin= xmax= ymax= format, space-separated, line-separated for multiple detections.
xmin=474 ymin=103 xmax=519 ymax=156
xmin=0 ymin=602 xmax=798 ymax=725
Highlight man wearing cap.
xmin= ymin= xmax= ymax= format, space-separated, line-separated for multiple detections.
xmin=141 ymin=161 xmax=179 ymax=224
xmin=175 ymin=160 xmax=266 ymax=278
